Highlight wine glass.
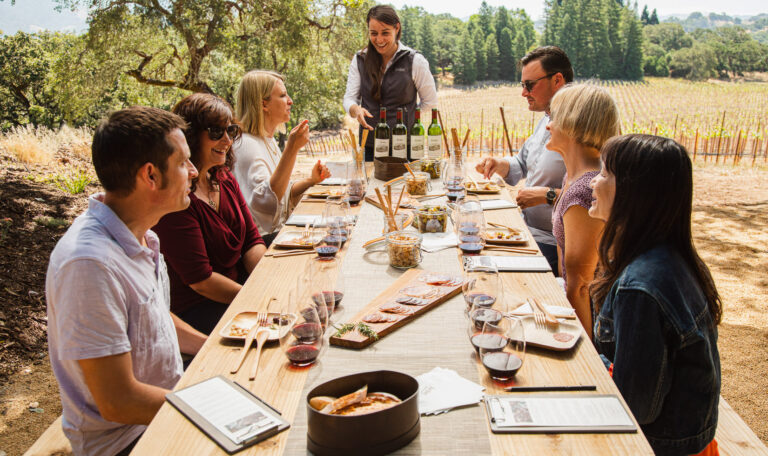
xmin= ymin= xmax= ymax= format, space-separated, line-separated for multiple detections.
xmin=279 ymin=288 xmax=324 ymax=367
xmin=312 ymin=217 xmax=342 ymax=259
xmin=324 ymin=200 xmax=350 ymax=243
xmin=462 ymin=264 xmax=501 ymax=310
xmin=346 ymin=160 xmax=367 ymax=206
xmin=305 ymin=257 xmax=342 ymax=326
xmin=479 ymin=317 xmax=525 ymax=382
xmin=442 ymin=156 xmax=466 ymax=188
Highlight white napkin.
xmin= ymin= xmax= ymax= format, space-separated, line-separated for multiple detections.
xmin=318 ymin=177 xmax=347 ymax=186
xmin=479 ymin=199 xmax=518 ymax=210
xmin=509 ymin=303 xmax=576 ymax=319
xmin=420 ymin=232 xmax=459 ymax=253
xmin=416 ymin=367 xmax=485 ymax=415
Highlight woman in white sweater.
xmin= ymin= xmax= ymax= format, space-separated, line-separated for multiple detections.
xmin=233 ymin=70 xmax=330 ymax=244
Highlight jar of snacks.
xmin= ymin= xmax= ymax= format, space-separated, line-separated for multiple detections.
xmin=419 ymin=159 xmax=442 ymax=179
xmin=385 ymin=231 xmax=422 ymax=269
xmin=382 ymin=212 xmax=411 ymax=234
xmin=403 ymin=171 xmax=430 ymax=196
xmin=416 ymin=205 xmax=449 ymax=233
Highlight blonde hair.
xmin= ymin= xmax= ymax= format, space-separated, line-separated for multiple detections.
xmin=236 ymin=70 xmax=285 ymax=138
xmin=549 ymin=83 xmax=620 ymax=150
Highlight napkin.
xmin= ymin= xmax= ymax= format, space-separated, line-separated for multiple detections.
xmin=464 ymin=255 xmax=551 ymax=272
xmin=479 ymin=199 xmax=518 ymax=210
xmin=509 ymin=303 xmax=576 ymax=320
xmin=284 ymin=214 xmax=357 ymax=227
xmin=420 ymin=232 xmax=459 ymax=253
xmin=317 ymin=177 xmax=347 ymax=186
xmin=416 ymin=367 xmax=485 ymax=415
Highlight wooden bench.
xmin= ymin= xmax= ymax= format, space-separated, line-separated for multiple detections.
xmin=23 ymin=397 xmax=767 ymax=455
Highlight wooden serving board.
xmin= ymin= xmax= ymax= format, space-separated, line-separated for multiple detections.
xmin=329 ymin=269 xmax=463 ymax=348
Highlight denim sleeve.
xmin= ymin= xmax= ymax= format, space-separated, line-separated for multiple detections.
xmin=611 ymin=289 xmax=671 ymax=425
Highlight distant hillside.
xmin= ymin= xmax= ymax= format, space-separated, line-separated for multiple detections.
xmin=0 ymin=0 xmax=87 ymax=35
xmin=665 ymin=12 xmax=768 ymax=44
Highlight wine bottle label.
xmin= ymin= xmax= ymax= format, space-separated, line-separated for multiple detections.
xmin=392 ymin=135 xmax=407 ymax=159
xmin=410 ymin=135 xmax=426 ymax=159
xmin=427 ymin=135 xmax=442 ymax=160
xmin=374 ymin=138 xmax=390 ymax=157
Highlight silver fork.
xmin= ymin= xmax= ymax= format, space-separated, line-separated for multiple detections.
xmin=529 ymin=298 xmax=546 ymax=329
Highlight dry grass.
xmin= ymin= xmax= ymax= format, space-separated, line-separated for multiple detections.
xmin=0 ymin=125 xmax=92 ymax=165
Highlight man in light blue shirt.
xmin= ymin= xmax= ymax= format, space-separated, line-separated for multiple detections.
xmin=476 ymin=46 xmax=573 ymax=273
xmin=46 ymin=106 xmax=207 ymax=456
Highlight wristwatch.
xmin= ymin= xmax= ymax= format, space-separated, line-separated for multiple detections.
xmin=546 ymin=187 xmax=557 ymax=206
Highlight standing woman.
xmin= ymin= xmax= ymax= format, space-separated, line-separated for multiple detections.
xmin=343 ymin=5 xmax=438 ymax=161
xmin=154 ymin=93 xmax=266 ymax=335
xmin=233 ymin=70 xmax=330 ymax=243
xmin=590 ymin=135 xmax=721 ymax=456
xmin=546 ymin=84 xmax=620 ymax=336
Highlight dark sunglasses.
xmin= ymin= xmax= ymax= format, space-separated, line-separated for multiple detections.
xmin=521 ymin=73 xmax=557 ymax=92
xmin=206 ymin=124 xmax=241 ymax=141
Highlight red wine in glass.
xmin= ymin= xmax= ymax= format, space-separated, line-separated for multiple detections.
xmin=482 ymin=352 xmax=523 ymax=380
xmin=312 ymin=291 xmax=344 ymax=314
xmin=470 ymin=333 xmax=507 ymax=352
xmin=464 ymin=293 xmax=496 ymax=308
xmin=285 ymin=343 xmax=320 ymax=366
xmin=459 ymin=242 xmax=483 ymax=255
xmin=291 ymin=322 xmax=321 ymax=344
xmin=315 ymin=245 xmax=339 ymax=258
xmin=470 ymin=308 xmax=503 ymax=331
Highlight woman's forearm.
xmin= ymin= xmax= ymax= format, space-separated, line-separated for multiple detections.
xmin=289 ymin=177 xmax=317 ymax=207
xmin=566 ymin=276 xmax=593 ymax=339
xmin=269 ymin=145 xmax=299 ymax=201
xmin=189 ymin=272 xmax=242 ymax=305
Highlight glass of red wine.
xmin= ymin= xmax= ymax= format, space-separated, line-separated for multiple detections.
xmin=279 ymin=288 xmax=324 ymax=367
xmin=479 ymin=317 xmax=525 ymax=382
xmin=312 ymin=218 xmax=342 ymax=259
xmin=462 ymin=264 xmax=500 ymax=310
xmin=305 ymin=257 xmax=344 ymax=327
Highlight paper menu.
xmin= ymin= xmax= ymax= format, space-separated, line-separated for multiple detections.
xmin=172 ymin=377 xmax=279 ymax=444
xmin=464 ymin=255 xmax=552 ymax=272
xmin=479 ymin=199 xmax=518 ymax=210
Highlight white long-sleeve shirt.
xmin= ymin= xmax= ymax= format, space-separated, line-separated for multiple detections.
xmin=232 ymin=133 xmax=296 ymax=235
xmin=343 ymin=42 xmax=438 ymax=115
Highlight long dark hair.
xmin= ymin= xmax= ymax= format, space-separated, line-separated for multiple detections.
xmin=172 ymin=93 xmax=237 ymax=192
xmin=590 ymin=134 xmax=722 ymax=324
xmin=364 ymin=5 xmax=401 ymax=102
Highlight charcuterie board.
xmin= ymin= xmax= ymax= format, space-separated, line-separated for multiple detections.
xmin=329 ymin=269 xmax=463 ymax=349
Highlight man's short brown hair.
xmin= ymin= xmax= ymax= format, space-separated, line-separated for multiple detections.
xmin=519 ymin=46 xmax=574 ymax=83
xmin=91 ymin=106 xmax=187 ymax=195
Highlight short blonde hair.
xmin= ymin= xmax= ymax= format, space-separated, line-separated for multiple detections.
xmin=236 ymin=70 xmax=285 ymax=138
xmin=549 ymin=83 xmax=620 ymax=150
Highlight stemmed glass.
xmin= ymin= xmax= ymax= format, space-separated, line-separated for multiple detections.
xmin=279 ymin=288 xmax=324 ymax=367
xmin=479 ymin=318 xmax=525 ymax=382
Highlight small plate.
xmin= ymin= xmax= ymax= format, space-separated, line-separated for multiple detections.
xmin=466 ymin=182 xmax=501 ymax=194
xmin=512 ymin=316 xmax=582 ymax=351
xmin=219 ymin=311 xmax=280 ymax=342
xmin=306 ymin=189 xmax=345 ymax=199
xmin=483 ymin=229 xmax=528 ymax=246
xmin=273 ymin=231 xmax=323 ymax=249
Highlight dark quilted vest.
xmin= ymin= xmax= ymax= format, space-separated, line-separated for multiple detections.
xmin=357 ymin=47 xmax=418 ymax=151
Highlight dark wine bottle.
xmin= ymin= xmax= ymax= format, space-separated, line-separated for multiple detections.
xmin=374 ymin=107 xmax=391 ymax=158
xmin=392 ymin=108 xmax=408 ymax=160
xmin=410 ymin=108 xmax=426 ymax=160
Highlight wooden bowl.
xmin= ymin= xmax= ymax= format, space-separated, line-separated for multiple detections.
xmin=306 ymin=370 xmax=420 ymax=455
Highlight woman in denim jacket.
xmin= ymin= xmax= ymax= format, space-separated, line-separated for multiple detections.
xmin=589 ymin=134 xmax=722 ymax=456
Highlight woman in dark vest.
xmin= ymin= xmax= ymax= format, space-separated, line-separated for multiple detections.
xmin=342 ymin=5 xmax=438 ymax=161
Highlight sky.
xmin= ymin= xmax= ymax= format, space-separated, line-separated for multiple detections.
xmin=1 ymin=0 xmax=766 ymax=35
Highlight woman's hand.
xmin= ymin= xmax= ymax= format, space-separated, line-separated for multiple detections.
xmin=350 ymin=104 xmax=374 ymax=130
xmin=285 ymin=119 xmax=310 ymax=152
xmin=310 ymin=160 xmax=331 ymax=185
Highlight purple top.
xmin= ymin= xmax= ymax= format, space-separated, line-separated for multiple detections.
xmin=552 ymin=171 xmax=599 ymax=284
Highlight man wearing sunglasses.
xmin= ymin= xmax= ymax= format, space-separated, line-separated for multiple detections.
xmin=476 ymin=46 xmax=573 ymax=275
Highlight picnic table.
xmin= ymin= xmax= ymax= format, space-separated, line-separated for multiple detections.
xmin=130 ymin=170 xmax=654 ymax=455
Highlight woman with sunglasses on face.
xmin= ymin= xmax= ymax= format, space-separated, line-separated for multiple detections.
xmin=233 ymin=70 xmax=331 ymax=243
xmin=154 ymin=93 xmax=266 ymax=335
xmin=546 ymin=84 xmax=620 ymax=337
xmin=590 ymin=135 xmax=721 ymax=456
xmin=343 ymin=5 xmax=437 ymax=161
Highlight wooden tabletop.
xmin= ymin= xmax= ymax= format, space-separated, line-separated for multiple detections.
xmin=131 ymin=173 xmax=653 ymax=455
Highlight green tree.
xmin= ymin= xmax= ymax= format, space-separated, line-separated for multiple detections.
xmin=399 ymin=6 xmax=424 ymax=51
xmin=485 ymin=33 xmax=500 ymax=80
xmin=454 ymin=28 xmax=476 ymax=85
xmin=512 ymin=29 xmax=528 ymax=80
xmin=494 ymin=7 xmax=512 ymax=51
xmin=420 ymin=17 xmax=437 ymax=74
xmin=472 ymin=28 xmax=488 ymax=81
xmin=603 ymin=0 xmax=624 ymax=78
xmin=433 ymin=15 xmax=463 ymax=75
xmin=620 ymin=5 xmax=644 ymax=79
xmin=643 ymin=23 xmax=692 ymax=51
xmin=478 ymin=1 xmax=495 ymax=37
xmin=642 ymin=42 xmax=669 ymax=76
xmin=498 ymin=27 xmax=515 ymax=81
xmin=669 ymin=42 xmax=716 ymax=80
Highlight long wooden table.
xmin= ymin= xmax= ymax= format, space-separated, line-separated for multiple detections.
xmin=131 ymin=173 xmax=653 ymax=455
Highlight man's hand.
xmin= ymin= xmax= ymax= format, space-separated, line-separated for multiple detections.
xmin=350 ymin=105 xmax=374 ymax=130
xmin=475 ymin=157 xmax=510 ymax=180
xmin=310 ymin=160 xmax=331 ymax=184
xmin=516 ymin=186 xmax=549 ymax=210
xmin=285 ymin=119 xmax=310 ymax=152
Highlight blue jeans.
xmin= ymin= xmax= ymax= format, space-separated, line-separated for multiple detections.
xmin=536 ymin=241 xmax=559 ymax=277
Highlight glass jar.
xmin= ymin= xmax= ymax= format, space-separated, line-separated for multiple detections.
xmin=419 ymin=158 xmax=442 ymax=179
xmin=403 ymin=171 xmax=430 ymax=195
xmin=385 ymin=231 xmax=423 ymax=269
xmin=382 ymin=212 xmax=411 ymax=234
xmin=415 ymin=205 xmax=449 ymax=233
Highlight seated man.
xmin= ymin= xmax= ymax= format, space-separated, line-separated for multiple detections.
xmin=46 ymin=106 xmax=207 ymax=456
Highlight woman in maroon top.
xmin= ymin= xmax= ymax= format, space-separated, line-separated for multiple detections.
xmin=154 ymin=93 xmax=266 ymax=334
xmin=546 ymin=84 xmax=620 ymax=338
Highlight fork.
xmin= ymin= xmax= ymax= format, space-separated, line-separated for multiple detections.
xmin=230 ymin=311 xmax=269 ymax=374
xmin=528 ymin=298 xmax=546 ymax=329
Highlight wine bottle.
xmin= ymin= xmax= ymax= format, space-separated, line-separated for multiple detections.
xmin=374 ymin=107 xmax=391 ymax=158
xmin=427 ymin=108 xmax=443 ymax=160
xmin=392 ymin=108 xmax=408 ymax=160
xmin=410 ymin=108 xmax=426 ymax=160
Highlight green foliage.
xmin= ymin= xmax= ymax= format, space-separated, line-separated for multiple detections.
xmin=642 ymin=43 xmax=669 ymax=76
xmin=498 ymin=27 xmax=515 ymax=81
xmin=669 ymin=42 xmax=717 ymax=80
xmin=484 ymin=34 xmax=500 ymax=80
xmin=34 ymin=216 xmax=70 ymax=229
xmin=454 ymin=28 xmax=476 ymax=85
xmin=53 ymin=168 xmax=93 ymax=194
xmin=644 ymin=23 xmax=692 ymax=51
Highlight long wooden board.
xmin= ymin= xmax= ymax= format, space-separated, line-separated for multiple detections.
xmin=329 ymin=268 xmax=463 ymax=348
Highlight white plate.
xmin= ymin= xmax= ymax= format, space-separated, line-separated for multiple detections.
xmin=511 ymin=315 xmax=582 ymax=351
xmin=219 ymin=312 xmax=279 ymax=342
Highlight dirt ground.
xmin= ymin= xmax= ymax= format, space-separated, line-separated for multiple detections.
xmin=0 ymin=149 xmax=766 ymax=455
